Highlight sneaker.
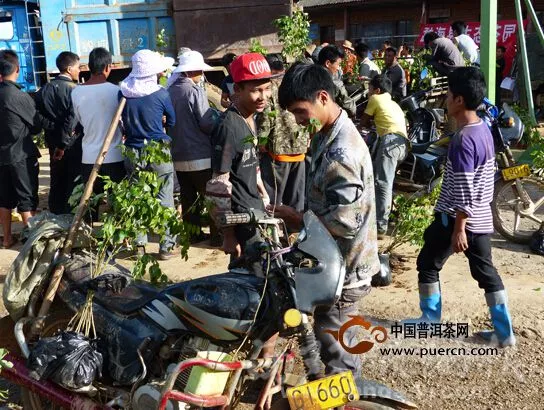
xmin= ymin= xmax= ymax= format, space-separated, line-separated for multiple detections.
xmin=158 ymin=247 xmax=180 ymax=261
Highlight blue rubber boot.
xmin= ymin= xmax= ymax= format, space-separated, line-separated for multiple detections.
xmin=476 ymin=290 xmax=516 ymax=347
xmin=404 ymin=282 xmax=441 ymax=324
xmin=418 ymin=282 xmax=442 ymax=322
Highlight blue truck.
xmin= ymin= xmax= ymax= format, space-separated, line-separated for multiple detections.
xmin=0 ymin=0 xmax=176 ymax=91
xmin=0 ymin=0 xmax=291 ymax=92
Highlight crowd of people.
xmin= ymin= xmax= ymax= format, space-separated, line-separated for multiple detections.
xmin=0 ymin=18 xmax=516 ymax=380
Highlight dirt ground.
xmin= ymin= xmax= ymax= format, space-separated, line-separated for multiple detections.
xmin=0 ymin=152 xmax=543 ymax=410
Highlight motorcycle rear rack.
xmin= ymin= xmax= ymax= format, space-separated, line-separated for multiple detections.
xmin=158 ymin=355 xmax=294 ymax=410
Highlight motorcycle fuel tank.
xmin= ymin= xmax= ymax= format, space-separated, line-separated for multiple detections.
xmin=144 ymin=273 xmax=266 ymax=342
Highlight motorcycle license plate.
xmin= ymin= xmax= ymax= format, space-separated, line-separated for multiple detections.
xmin=286 ymin=371 xmax=360 ymax=410
xmin=502 ymin=164 xmax=530 ymax=181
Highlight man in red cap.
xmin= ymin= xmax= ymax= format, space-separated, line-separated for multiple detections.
xmin=206 ymin=53 xmax=272 ymax=262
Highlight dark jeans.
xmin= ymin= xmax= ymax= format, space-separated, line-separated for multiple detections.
xmin=260 ymin=154 xmax=305 ymax=213
xmin=417 ymin=213 xmax=505 ymax=293
xmin=48 ymin=139 xmax=82 ymax=214
xmin=81 ymin=161 xmax=126 ymax=222
xmin=176 ymin=169 xmax=217 ymax=238
xmin=314 ymin=286 xmax=371 ymax=376
xmin=124 ymin=147 xmax=176 ymax=253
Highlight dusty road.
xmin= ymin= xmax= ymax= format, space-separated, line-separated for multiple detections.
xmin=0 ymin=152 xmax=543 ymax=409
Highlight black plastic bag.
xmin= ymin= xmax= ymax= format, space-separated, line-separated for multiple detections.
xmin=27 ymin=331 xmax=103 ymax=389
xmin=529 ymin=223 xmax=544 ymax=256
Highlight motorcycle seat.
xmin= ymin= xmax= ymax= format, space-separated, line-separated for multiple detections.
xmin=411 ymin=141 xmax=434 ymax=155
xmin=63 ymin=256 xmax=161 ymax=315
xmin=93 ymin=282 xmax=161 ymax=315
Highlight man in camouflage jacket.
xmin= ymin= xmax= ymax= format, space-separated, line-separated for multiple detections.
xmin=257 ymin=54 xmax=309 ymax=212
xmin=272 ymin=63 xmax=380 ymax=378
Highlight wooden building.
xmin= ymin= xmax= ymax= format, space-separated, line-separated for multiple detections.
xmin=301 ymin=0 xmax=544 ymax=49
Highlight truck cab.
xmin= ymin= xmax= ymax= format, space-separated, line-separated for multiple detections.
xmin=0 ymin=0 xmax=43 ymax=92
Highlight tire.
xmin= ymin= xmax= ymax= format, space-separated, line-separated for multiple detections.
xmin=345 ymin=398 xmax=412 ymax=409
xmin=492 ymin=177 xmax=544 ymax=244
xmin=20 ymin=303 xmax=73 ymax=410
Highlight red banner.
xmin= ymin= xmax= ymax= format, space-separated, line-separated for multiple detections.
xmin=416 ymin=20 xmax=521 ymax=48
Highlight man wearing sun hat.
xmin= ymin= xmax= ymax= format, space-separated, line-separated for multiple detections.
xmin=342 ymin=40 xmax=358 ymax=77
xmin=120 ymin=49 xmax=178 ymax=259
xmin=206 ymin=53 xmax=272 ymax=262
xmin=168 ymin=50 xmax=220 ymax=245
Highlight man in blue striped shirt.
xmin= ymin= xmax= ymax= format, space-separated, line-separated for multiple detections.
xmin=414 ymin=67 xmax=515 ymax=347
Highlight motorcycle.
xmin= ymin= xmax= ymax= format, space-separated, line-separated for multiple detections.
xmin=480 ymin=101 xmax=544 ymax=244
xmin=4 ymin=211 xmax=417 ymax=410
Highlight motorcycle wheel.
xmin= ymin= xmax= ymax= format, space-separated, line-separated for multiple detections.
xmin=20 ymin=303 xmax=72 ymax=410
xmin=492 ymin=176 xmax=544 ymax=244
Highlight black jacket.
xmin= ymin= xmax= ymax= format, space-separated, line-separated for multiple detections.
xmin=0 ymin=81 xmax=44 ymax=165
xmin=35 ymin=75 xmax=78 ymax=149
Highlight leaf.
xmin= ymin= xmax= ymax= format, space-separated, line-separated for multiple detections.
xmin=534 ymin=288 xmax=542 ymax=291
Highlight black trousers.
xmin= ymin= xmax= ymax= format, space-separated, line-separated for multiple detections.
xmin=81 ymin=161 xmax=126 ymax=222
xmin=176 ymin=169 xmax=214 ymax=236
xmin=260 ymin=154 xmax=305 ymax=213
xmin=48 ymin=140 xmax=82 ymax=214
xmin=417 ymin=213 xmax=504 ymax=294
xmin=0 ymin=157 xmax=39 ymax=212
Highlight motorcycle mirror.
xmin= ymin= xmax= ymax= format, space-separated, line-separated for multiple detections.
xmin=420 ymin=68 xmax=429 ymax=80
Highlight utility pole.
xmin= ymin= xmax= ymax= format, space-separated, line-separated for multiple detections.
xmin=480 ymin=0 xmax=498 ymax=103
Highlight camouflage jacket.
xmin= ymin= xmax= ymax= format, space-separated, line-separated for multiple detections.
xmin=306 ymin=110 xmax=380 ymax=287
xmin=333 ymin=79 xmax=357 ymax=118
xmin=257 ymin=78 xmax=309 ymax=156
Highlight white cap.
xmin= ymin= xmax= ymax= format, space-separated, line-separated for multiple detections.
xmin=129 ymin=49 xmax=174 ymax=78
xmin=173 ymin=50 xmax=212 ymax=73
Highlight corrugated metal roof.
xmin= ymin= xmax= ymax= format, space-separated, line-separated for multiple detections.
xmin=300 ymin=0 xmax=362 ymax=8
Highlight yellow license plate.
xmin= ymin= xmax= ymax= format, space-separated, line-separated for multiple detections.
xmin=287 ymin=371 xmax=360 ymax=410
xmin=502 ymin=164 xmax=531 ymax=181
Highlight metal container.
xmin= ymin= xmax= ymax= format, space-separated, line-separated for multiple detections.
xmin=39 ymin=0 xmax=176 ymax=75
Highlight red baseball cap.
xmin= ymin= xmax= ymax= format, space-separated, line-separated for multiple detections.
xmin=230 ymin=53 xmax=272 ymax=83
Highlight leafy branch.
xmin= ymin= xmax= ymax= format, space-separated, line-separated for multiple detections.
xmin=382 ymin=184 xmax=441 ymax=254
xmin=69 ymin=141 xmax=195 ymax=284
xmin=274 ymin=9 xmax=311 ymax=61
xmin=248 ymin=39 xmax=268 ymax=56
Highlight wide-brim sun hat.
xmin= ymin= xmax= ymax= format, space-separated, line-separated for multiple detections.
xmin=342 ymin=40 xmax=355 ymax=51
xmin=173 ymin=50 xmax=213 ymax=73
xmin=129 ymin=49 xmax=174 ymax=78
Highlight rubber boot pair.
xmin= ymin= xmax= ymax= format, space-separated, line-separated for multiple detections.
xmin=415 ymin=283 xmax=515 ymax=347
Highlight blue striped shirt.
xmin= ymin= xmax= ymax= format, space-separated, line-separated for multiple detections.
xmin=435 ymin=120 xmax=495 ymax=233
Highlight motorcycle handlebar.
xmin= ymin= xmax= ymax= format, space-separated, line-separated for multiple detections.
xmin=219 ymin=212 xmax=253 ymax=226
